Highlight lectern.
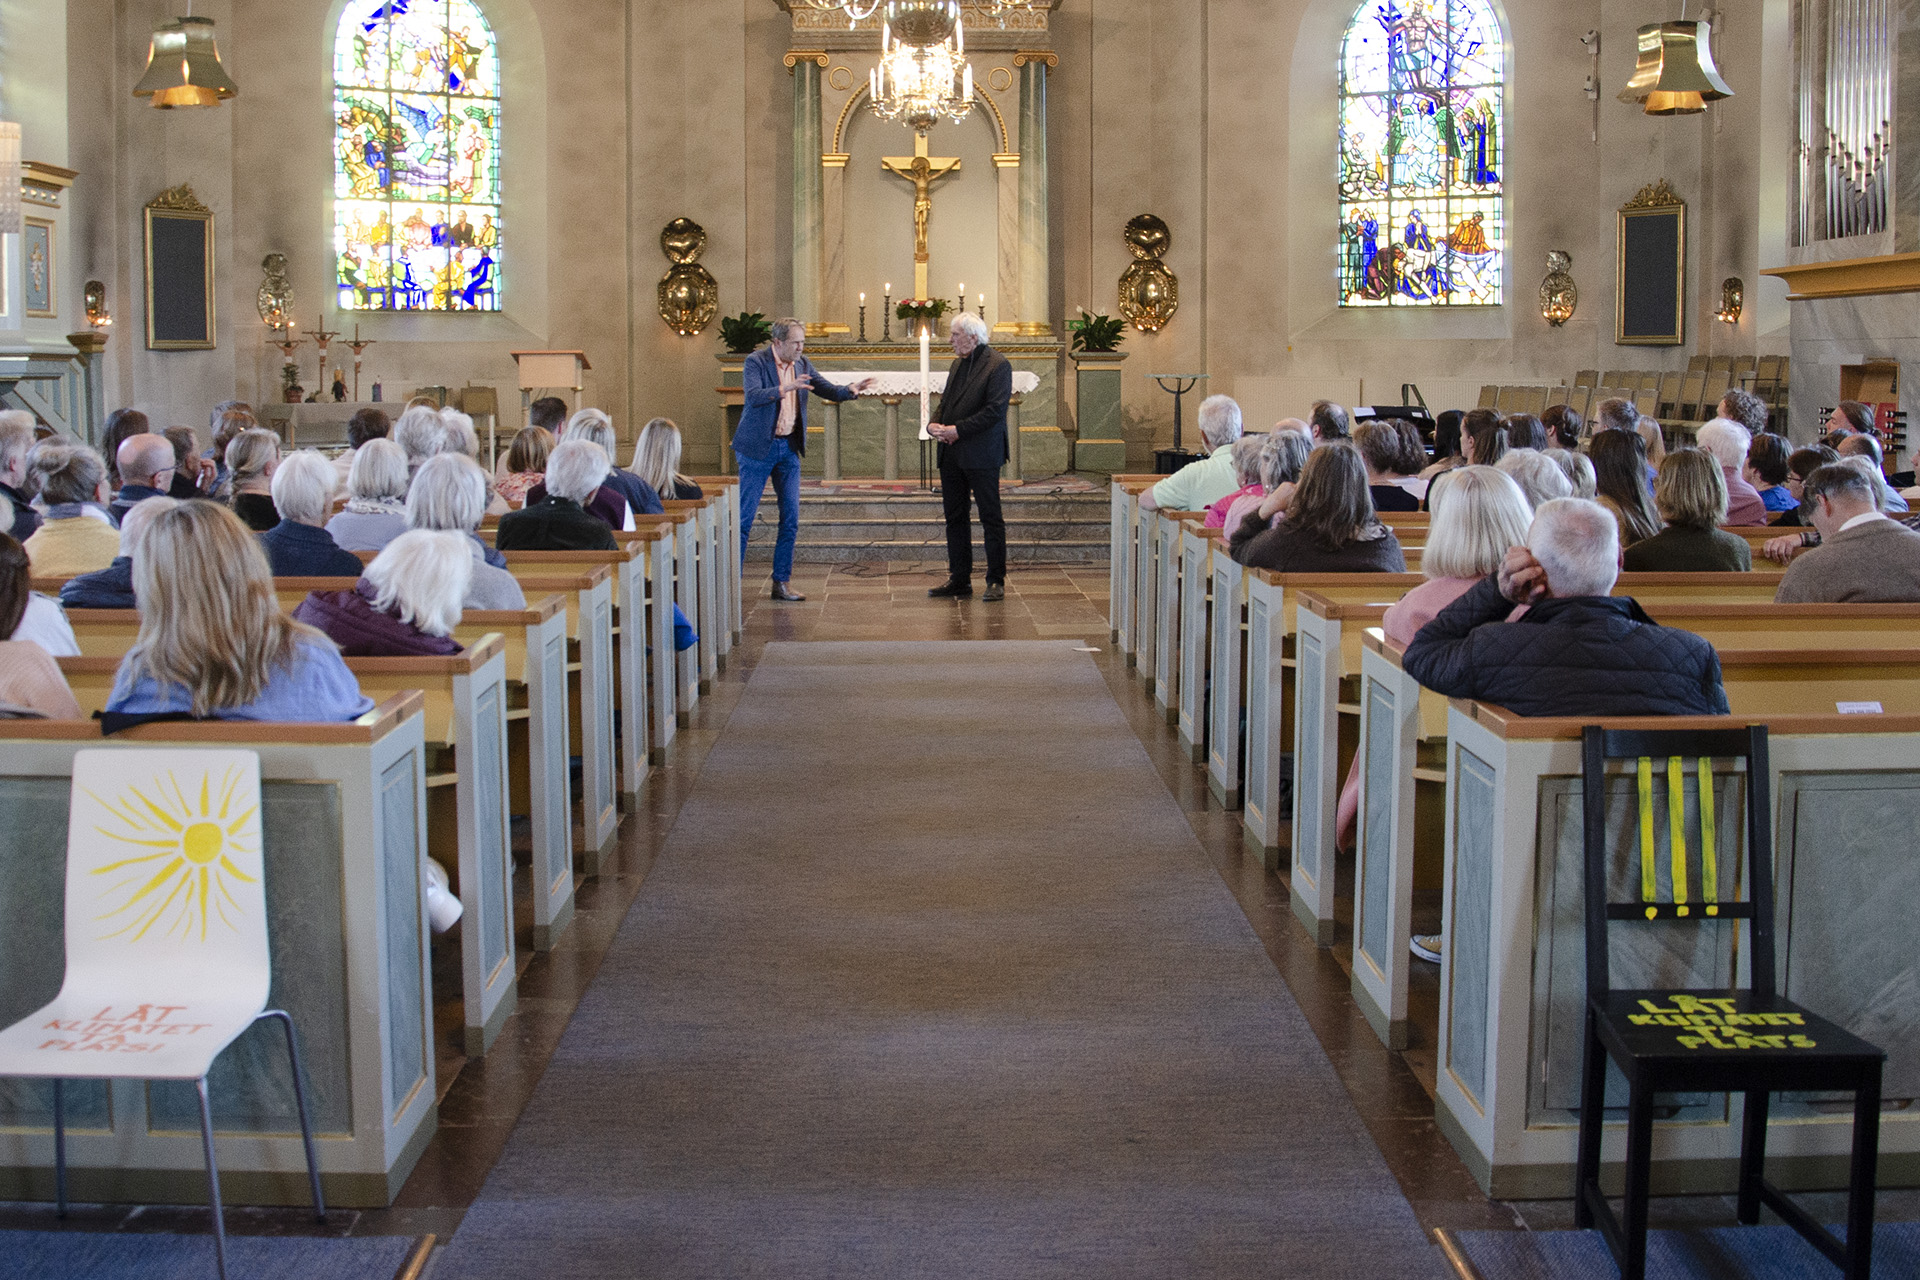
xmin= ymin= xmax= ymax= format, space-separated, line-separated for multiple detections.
xmin=510 ymin=350 xmax=591 ymax=421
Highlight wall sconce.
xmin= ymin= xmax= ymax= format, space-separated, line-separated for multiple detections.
xmin=1716 ymin=277 xmax=1743 ymax=325
xmin=83 ymin=280 xmax=112 ymax=329
xmin=1540 ymin=251 xmax=1577 ymax=326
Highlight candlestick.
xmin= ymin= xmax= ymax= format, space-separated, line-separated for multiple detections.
xmin=957 ymin=283 xmax=965 ymax=318
xmin=977 ymin=292 xmax=985 ymax=320
xmin=857 ymin=298 xmax=868 ymax=343
xmin=883 ymin=285 xmax=893 ymax=342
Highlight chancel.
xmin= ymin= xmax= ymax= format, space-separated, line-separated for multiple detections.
xmin=5 ymin=1 xmax=1920 ymax=1277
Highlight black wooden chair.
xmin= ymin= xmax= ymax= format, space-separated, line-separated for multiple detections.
xmin=1574 ymin=724 xmax=1884 ymax=1280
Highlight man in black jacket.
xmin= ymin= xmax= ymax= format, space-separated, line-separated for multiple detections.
xmin=1403 ymin=498 xmax=1729 ymax=717
xmin=496 ymin=439 xmax=619 ymax=552
xmin=926 ymin=312 xmax=1013 ymax=601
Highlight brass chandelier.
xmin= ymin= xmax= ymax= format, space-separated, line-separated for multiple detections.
xmin=869 ymin=1 xmax=974 ymax=134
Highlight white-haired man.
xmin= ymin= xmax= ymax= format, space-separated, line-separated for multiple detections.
xmin=1138 ymin=395 xmax=1245 ymax=514
xmin=927 ymin=311 xmax=1013 ymax=599
xmin=1403 ymin=497 xmax=1727 ymax=716
xmin=258 ymin=449 xmax=367 ymax=577
xmin=1693 ymin=417 xmax=1769 ymax=525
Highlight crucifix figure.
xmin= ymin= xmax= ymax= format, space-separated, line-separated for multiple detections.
xmin=882 ymin=131 xmax=961 ymax=299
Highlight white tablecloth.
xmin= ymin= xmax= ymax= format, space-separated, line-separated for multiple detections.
xmin=815 ymin=370 xmax=1042 ymax=397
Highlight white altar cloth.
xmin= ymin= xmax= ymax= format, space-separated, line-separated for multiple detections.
xmin=815 ymin=371 xmax=1042 ymax=397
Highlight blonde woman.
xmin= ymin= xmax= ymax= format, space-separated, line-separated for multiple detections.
xmin=1542 ymin=447 xmax=1597 ymax=499
xmin=1622 ymin=449 xmax=1753 ymax=572
xmin=562 ymin=408 xmax=661 ymax=515
xmin=103 ymin=502 xmax=373 ymax=721
xmin=225 ymin=428 xmax=283 ymax=531
xmin=632 ymin=417 xmax=702 ymax=500
xmin=294 ymin=529 xmax=473 ymax=657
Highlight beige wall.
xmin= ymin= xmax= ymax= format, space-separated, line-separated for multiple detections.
xmin=53 ymin=0 xmax=1781 ymax=466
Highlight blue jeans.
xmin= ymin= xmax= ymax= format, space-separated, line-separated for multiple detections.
xmin=736 ymin=436 xmax=802 ymax=583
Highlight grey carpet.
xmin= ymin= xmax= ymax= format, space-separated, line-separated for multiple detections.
xmin=0 ymin=1229 xmax=413 ymax=1279
xmin=437 ymin=641 xmax=1445 ymax=1278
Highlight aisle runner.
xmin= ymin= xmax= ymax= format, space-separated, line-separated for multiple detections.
xmin=438 ymin=642 xmax=1444 ymax=1279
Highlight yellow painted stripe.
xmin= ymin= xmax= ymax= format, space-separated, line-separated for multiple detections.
xmin=1698 ymin=757 xmax=1718 ymax=915
xmin=1668 ymin=756 xmax=1689 ymax=915
xmin=1637 ymin=758 xmax=1657 ymax=915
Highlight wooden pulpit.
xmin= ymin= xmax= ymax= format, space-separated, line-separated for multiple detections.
xmin=510 ymin=350 xmax=591 ymax=420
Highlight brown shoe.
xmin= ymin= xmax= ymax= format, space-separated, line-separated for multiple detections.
xmin=982 ymin=582 xmax=1005 ymax=602
xmin=770 ymin=581 xmax=806 ymax=602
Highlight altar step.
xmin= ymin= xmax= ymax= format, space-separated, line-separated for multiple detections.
xmin=743 ymin=491 xmax=1110 ymax=564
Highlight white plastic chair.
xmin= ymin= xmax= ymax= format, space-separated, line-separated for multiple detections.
xmin=0 ymin=748 xmax=324 ymax=1278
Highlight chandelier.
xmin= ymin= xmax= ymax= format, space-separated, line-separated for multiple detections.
xmin=795 ymin=0 xmax=883 ymax=25
xmin=869 ymin=1 xmax=973 ymax=133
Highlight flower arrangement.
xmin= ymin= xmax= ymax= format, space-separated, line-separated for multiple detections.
xmin=894 ymin=298 xmax=951 ymax=335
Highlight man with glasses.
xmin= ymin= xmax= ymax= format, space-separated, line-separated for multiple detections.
xmin=109 ymin=434 xmax=179 ymax=525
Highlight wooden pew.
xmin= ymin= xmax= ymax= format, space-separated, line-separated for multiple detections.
xmin=1151 ymin=510 xmax=1206 ymax=720
xmin=648 ymin=505 xmax=704 ymax=719
xmin=663 ymin=498 xmax=719 ymax=694
xmin=58 ymin=641 xmax=521 ymax=1058
xmin=1109 ymin=475 xmax=1158 ymax=654
xmin=1434 ymin=704 xmax=1920 ymax=1198
xmin=686 ymin=476 xmax=744 ymax=648
xmin=620 ymin=524 xmax=681 ymax=757
xmin=0 ymin=696 xmax=438 ymax=1207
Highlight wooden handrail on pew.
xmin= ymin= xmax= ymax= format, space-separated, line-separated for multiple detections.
xmin=0 ymin=695 xmax=438 ymax=1206
xmin=58 ymin=639 xmax=522 ymax=1059
xmin=1431 ymin=702 xmax=1920 ymax=1198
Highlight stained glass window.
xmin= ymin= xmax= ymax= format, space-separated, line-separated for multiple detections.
xmin=1338 ymin=1 xmax=1503 ymax=307
xmin=333 ymin=0 xmax=500 ymax=312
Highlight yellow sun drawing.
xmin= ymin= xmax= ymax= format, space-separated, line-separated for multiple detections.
xmin=85 ymin=767 xmax=259 ymax=943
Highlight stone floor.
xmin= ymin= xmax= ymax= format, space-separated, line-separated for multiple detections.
xmin=6 ymin=561 xmax=1916 ymax=1268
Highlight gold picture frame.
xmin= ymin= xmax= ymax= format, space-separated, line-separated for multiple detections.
xmin=1615 ymin=179 xmax=1686 ymax=346
xmin=23 ymin=217 xmax=55 ymax=319
xmin=144 ymin=184 xmax=216 ymax=350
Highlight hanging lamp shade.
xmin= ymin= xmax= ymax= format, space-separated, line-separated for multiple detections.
xmin=1618 ymin=20 xmax=1732 ymax=116
xmin=133 ymin=16 xmax=238 ymax=109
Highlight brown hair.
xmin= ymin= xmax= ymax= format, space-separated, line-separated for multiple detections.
xmin=163 ymin=426 xmax=200 ymax=467
xmin=1788 ymin=443 xmax=1840 ymax=481
xmin=1541 ymin=404 xmax=1583 ymax=449
xmin=1500 ymin=413 xmax=1547 ymax=451
xmin=1746 ymin=433 xmax=1791 ymax=486
xmin=213 ymin=408 xmax=257 ymax=454
xmin=1593 ymin=396 xmax=1640 ymax=435
xmin=347 ymin=407 xmax=391 ymax=450
xmin=125 ymin=501 xmax=326 ymax=716
xmin=1284 ymin=442 xmax=1380 ymax=551
xmin=1589 ymin=429 xmax=1661 ymax=542
xmin=102 ymin=408 xmax=151 ymax=483
xmin=1834 ymin=401 xmax=1875 ymax=433
xmin=1352 ymin=420 xmax=1409 ymax=476
xmin=1653 ymin=448 xmax=1729 ymax=530
xmin=506 ymin=425 xmax=555 ymax=474
xmin=1465 ymin=418 xmax=1509 ymax=467
xmin=0 ymin=531 xmax=28 ymax=639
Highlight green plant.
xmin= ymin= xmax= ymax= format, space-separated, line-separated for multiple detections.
xmin=1067 ymin=309 xmax=1127 ymax=353
xmin=719 ymin=311 xmax=773 ymax=354
xmin=280 ymin=361 xmax=300 ymax=391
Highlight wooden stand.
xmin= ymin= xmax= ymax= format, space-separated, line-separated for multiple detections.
xmin=510 ymin=350 xmax=591 ymax=424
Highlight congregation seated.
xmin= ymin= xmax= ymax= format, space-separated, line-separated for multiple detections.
xmin=1229 ymin=441 xmax=1405 ymax=573
xmin=1541 ymin=404 xmax=1582 ymax=450
xmin=259 ymin=450 xmax=365 ymax=577
xmin=1718 ymin=387 xmax=1770 ymax=438
xmin=496 ymin=440 xmax=620 ymax=551
xmin=1635 ymin=415 xmax=1668 ymax=471
xmin=0 ymin=526 xmax=77 ymax=657
xmin=1621 ymin=449 xmax=1753 ymax=572
xmin=1694 ymin=418 xmax=1769 ymax=525
xmin=1541 ymin=447 xmax=1595 ymax=498
xmin=408 ymin=454 xmax=526 ymax=610
xmin=331 ymin=405 xmax=392 ymax=487
xmin=61 ymin=495 xmax=178 ymax=610
xmin=1832 ymin=429 xmax=1908 ymax=512
xmin=1403 ymin=498 xmax=1729 ymax=717
xmin=563 ymin=409 xmax=662 ymax=517
xmin=162 ymin=425 xmax=210 ymax=499
xmin=1382 ymin=466 xmax=1533 ymax=644
xmin=1353 ymin=419 xmax=1425 ymax=512
xmin=109 ymin=432 xmax=176 ymax=523
xmin=295 ymin=529 xmax=472 ymax=657
xmin=100 ymin=408 xmax=150 ymax=489
xmin=1500 ymin=412 xmax=1548 ymax=452
xmin=1743 ymin=432 xmax=1798 ymax=514
xmin=1766 ymin=443 xmax=1841 ymax=530
xmin=495 ymin=426 xmax=553 ymax=508
xmin=104 ymin=502 xmax=374 ymax=722
xmin=1308 ymin=399 xmax=1352 ymax=445
xmin=1493 ymin=448 xmax=1571 ymax=510
xmin=0 ymin=531 xmax=81 ymax=719
xmin=1462 ymin=412 xmax=1507 ymax=468
xmin=1139 ymin=395 xmax=1244 ymax=512
xmin=23 ymin=443 xmax=120 ymax=576
xmin=632 ymin=417 xmax=703 ymax=500
xmin=394 ymin=403 xmax=448 ymax=480
xmin=225 ymin=427 xmax=282 ymax=531
xmin=1589 ymin=428 xmax=1660 ymax=547
xmin=1220 ymin=429 xmax=1309 ymax=533
xmin=1204 ymin=435 xmax=1269 ymax=528
xmin=1825 ymin=399 xmax=1875 ymax=438
xmin=204 ymin=404 xmax=255 ymax=500
xmin=1418 ymin=409 xmax=1466 ymax=483
xmin=0 ymin=410 xmax=41 ymax=540
xmin=326 ymin=437 xmax=411 ymax=552
xmin=1774 ymin=462 xmax=1920 ymax=603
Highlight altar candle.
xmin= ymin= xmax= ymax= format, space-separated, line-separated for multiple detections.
xmin=919 ymin=325 xmax=931 ymax=437
xmin=859 ymin=291 xmax=866 ymax=304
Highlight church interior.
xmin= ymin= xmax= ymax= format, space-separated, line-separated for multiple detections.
xmin=2 ymin=0 xmax=1920 ymax=1277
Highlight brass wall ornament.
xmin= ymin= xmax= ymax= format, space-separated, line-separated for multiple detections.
xmin=257 ymin=253 xmax=292 ymax=329
xmin=657 ymin=218 xmax=719 ymax=337
xmin=1716 ymin=277 xmax=1744 ymax=325
xmin=1540 ymin=250 xmax=1577 ymax=326
xmin=1118 ymin=214 xmax=1177 ymax=333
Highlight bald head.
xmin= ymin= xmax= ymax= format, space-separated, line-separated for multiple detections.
xmin=116 ymin=433 xmax=176 ymax=489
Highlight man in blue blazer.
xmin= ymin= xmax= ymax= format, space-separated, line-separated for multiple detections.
xmin=732 ymin=318 xmax=873 ymax=601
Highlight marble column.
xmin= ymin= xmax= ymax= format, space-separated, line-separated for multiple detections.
xmin=1015 ymin=53 xmax=1055 ymax=335
xmin=994 ymin=153 xmax=1021 ymax=334
xmin=790 ymin=55 xmax=825 ymax=327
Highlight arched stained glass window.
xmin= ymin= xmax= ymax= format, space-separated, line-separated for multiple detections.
xmin=334 ymin=1 xmax=500 ymax=312
xmin=1338 ymin=1 xmax=1503 ymax=307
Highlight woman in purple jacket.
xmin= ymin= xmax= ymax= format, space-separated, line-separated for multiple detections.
xmin=295 ymin=529 xmax=473 ymax=657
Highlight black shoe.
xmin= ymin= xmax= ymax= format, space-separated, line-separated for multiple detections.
xmin=770 ymin=581 xmax=806 ymax=602
xmin=928 ymin=579 xmax=973 ymax=598
xmin=982 ymin=582 xmax=1005 ymax=602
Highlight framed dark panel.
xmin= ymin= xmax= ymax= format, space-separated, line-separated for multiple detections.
xmin=144 ymin=184 xmax=215 ymax=350
xmin=1616 ymin=180 xmax=1686 ymax=346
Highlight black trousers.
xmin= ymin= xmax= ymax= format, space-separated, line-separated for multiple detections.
xmin=938 ymin=458 xmax=1006 ymax=584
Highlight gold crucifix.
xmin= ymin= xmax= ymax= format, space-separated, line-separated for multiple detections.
xmin=881 ymin=132 xmax=961 ymax=299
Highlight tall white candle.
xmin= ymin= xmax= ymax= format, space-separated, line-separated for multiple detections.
xmin=919 ymin=325 xmax=932 ymax=439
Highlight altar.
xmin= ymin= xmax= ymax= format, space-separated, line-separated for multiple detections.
xmin=715 ymin=339 xmax=1067 ymax=481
